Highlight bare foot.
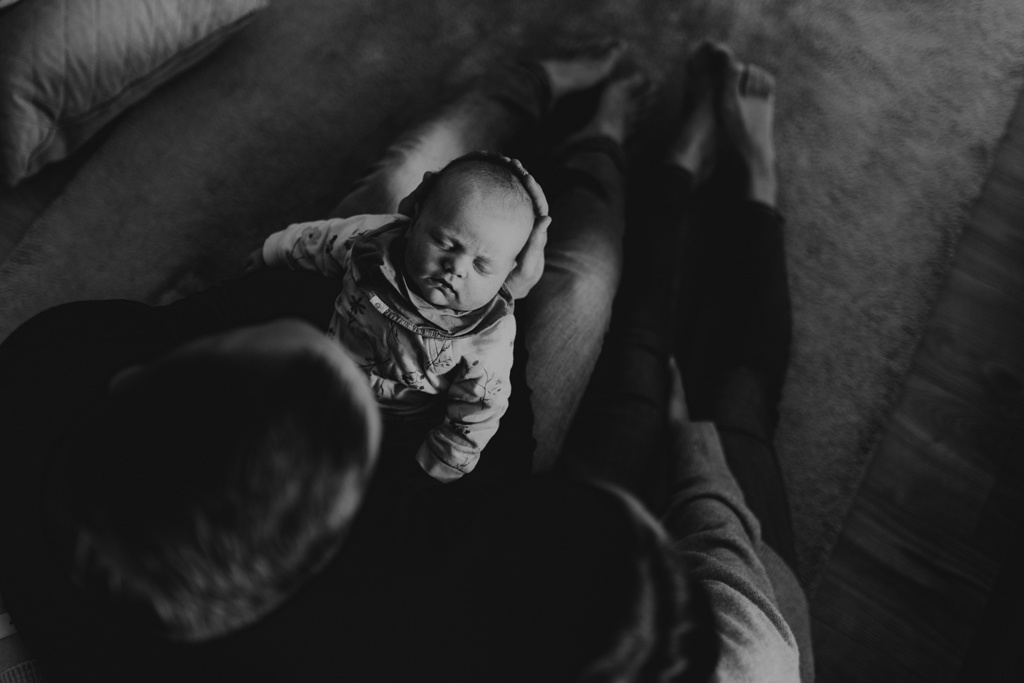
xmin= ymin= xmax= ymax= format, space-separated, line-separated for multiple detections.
xmin=720 ymin=52 xmax=778 ymax=206
xmin=540 ymin=41 xmax=628 ymax=104
xmin=667 ymin=41 xmax=726 ymax=183
xmin=563 ymin=69 xmax=649 ymax=146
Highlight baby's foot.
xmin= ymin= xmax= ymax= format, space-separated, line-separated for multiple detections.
xmin=667 ymin=41 xmax=726 ymax=184
xmin=563 ymin=69 xmax=649 ymax=146
xmin=720 ymin=53 xmax=778 ymax=206
xmin=540 ymin=41 xmax=628 ymax=105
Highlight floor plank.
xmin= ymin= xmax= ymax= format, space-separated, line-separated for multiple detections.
xmin=809 ymin=85 xmax=1024 ymax=683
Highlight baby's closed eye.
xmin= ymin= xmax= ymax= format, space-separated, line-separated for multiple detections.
xmin=431 ymin=236 xmax=453 ymax=250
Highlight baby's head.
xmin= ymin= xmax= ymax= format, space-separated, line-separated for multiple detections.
xmin=405 ymin=152 xmax=537 ymax=311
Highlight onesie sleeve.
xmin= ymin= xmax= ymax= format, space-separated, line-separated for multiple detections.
xmin=414 ymin=315 xmax=516 ymax=483
xmin=261 ymin=214 xmax=402 ymax=277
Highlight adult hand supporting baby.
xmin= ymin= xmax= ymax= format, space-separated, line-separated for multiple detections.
xmin=505 ymin=212 xmax=550 ymax=300
xmin=502 ymin=156 xmax=551 ymax=300
xmin=397 ymin=172 xmax=432 ymax=217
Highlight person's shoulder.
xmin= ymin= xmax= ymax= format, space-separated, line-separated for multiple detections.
xmin=480 ymin=289 xmax=516 ymax=335
xmin=1 ymin=300 xmax=154 ymax=353
xmin=491 ymin=306 xmax=516 ymax=336
xmin=14 ymin=299 xmax=150 ymax=328
xmin=461 ymin=310 xmax=516 ymax=358
xmin=706 ymin=579 xmax=802 ymax=683
xmin=333 ymin=214 xmax=410 ymax=259
xmin=346 ymin=213 xmax=410 ymax=237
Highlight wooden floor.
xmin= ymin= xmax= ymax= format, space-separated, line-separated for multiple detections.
xmin=809 ymin=88 xmax=1024 ymax=681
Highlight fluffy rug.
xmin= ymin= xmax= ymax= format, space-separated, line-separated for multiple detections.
xmin=1 ymin=0 xmax=1023 ymax=588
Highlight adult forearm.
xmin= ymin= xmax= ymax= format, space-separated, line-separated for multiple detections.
xmin=160 ymin=270 xmax=343 ymax=343
xmin=661 ymin=420 xmax=801 ymax=682
xmin=661 ymin=422 xmax=773 ymax=594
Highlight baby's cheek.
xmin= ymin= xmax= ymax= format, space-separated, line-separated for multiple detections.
xmin=481 ymin=274 xmax=509 ymax=300
xmin=497 ymin=264 xmax=517 ymax=284
xmin=409 ymin=251 xmax=435 ymax=276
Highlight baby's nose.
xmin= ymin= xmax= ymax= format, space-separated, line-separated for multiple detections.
xmin=444 ymin=254 xmax=470 ymax=277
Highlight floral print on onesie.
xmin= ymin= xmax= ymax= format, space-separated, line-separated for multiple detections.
xmin=261 ymin=214 xmax=516 ymax=483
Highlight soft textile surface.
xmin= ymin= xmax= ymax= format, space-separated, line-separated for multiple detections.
xmin=0 ymin=0 xmax=269 ymax=186
xmin=0 ymin=0 xmax=1022 ymax=587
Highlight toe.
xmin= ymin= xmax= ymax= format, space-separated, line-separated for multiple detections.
xmin=745 ymin=64 xmax=776 ymax=98
xmin=580 ymin=39 xmax=627 ymax=73
xmin=703 ymin=41 xmax=734 ymax=73
xmin=624 ymin=69 xmax=649 ymax=92
xmin=600 ymin=39 xmax=628 ymax=61
xmin=724 ymin=54 xmax=744 ymax=98
xmin=685 ymin=42 xmax=723 ymax=99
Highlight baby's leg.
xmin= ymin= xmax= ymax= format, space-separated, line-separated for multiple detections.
xmin=330 ymin=45 xmax=625 ymax=218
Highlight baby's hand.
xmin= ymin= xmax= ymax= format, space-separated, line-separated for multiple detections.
xmin=242 ymin=248 xmax=266 ymax=274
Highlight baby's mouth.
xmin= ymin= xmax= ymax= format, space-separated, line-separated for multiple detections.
xmin=432 ymin=277 xmax=455 ymax=295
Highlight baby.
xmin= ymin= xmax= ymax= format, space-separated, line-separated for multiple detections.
xmin=251 ymin=152 xmax=539 ymax=482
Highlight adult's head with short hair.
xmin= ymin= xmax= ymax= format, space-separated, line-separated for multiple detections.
xmin=413 ymin=477 xmax=720 ymax=682
xmin=49 ymin=319 xmax=382 ymax=642
xmin=404 ymin=151 xmax=538 ymax=311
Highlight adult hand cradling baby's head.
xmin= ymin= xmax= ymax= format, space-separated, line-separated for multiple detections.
xmin=498 ymin=155 xmax=552 ymax=300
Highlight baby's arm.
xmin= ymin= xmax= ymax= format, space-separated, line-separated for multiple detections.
xmin=414 ymin=317 xmax=516 ymax=483
xmin=258 ymin=215 xmax=401 ymax=276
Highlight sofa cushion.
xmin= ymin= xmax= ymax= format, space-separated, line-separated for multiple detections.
xmin=0 ymin=0 xmax=269 ymax=187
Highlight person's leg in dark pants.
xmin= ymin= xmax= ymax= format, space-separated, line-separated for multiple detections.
xmin=562 ymin=163 xmax=695 ymax=494
xmin=691 ymin=201 xmax=796 ymax=567
xmin=567 ymin=41 xmax=799 ymax=571
xmin=329 ymin=46 xmax=627 ymax=220
xmin=562 ymin=45 xmax=719 ymax=495
xmin=518 ymin=74 xmax=644 ymax=470
xmin=675 ymin=45 xmax=797 ymax=569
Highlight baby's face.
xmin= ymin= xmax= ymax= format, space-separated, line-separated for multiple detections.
xmin=404 ymin=172 xmax=533 ymax=312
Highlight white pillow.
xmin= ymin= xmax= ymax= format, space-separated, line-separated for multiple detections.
xmin=0 ymin=0 xmax=270 ymax=186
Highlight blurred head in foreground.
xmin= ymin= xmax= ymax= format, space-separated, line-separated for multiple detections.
xmin=416 ymin=476 xmax=721 ymax=682
xmin=52 ymin=319 xmax=381 ymax=642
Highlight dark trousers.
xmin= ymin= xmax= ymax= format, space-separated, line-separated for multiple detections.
xmin=565 ymin=163 xmax=798 ymax=570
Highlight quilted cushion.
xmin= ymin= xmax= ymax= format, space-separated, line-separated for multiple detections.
xmin=0 ymin=0 xmax=269 ymax=187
